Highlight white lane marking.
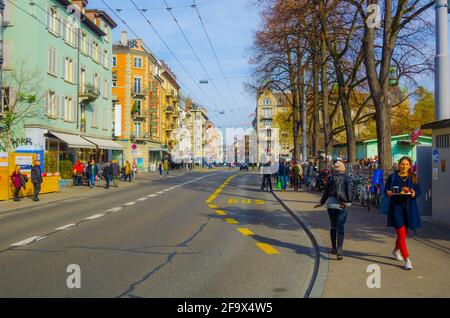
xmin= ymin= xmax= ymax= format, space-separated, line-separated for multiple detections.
xmin=137 ymin=197 xmax=147 ymax=201
xmin=85 ymin=214 xmax=105 ymax=220
xmin=55 ymin=224 xmax=76 ymax=231
xmin=109 ymin=207 xmax=123 ymax=213
xmin=11 ymin=236 xmax=41 ymax=247
xmin=147 ymin=194 xmax=157 ymax=198
xmin=36 ymin=236 xmax=47 ymax=241
xmin=156 ymin=191 xmax=164 ymax=194
xmin=124 ymin=202 xmax=136 ymax=206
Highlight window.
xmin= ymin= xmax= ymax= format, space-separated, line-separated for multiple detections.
xmin=64 ymin=97 xmax=73 ymax=121
xmin=64 ymin=19 xmax=75 ymax=46
xmin=263 ymin=108 xmax=272 ymax=118
xmin=47 ymin=7 xmax=58 ymax=34
xmin=92 ymin=107 xmax=98 ymax=126
xmin=133 ymin=57 xmax=142 ymax=68
xmin=263 ymin=98 xmax=272 ymax=106
xmin=80 ymin=68 xmax=86 ymax=86
xmin=104 ymin=25 xmax=111 ymax=42
xmin=196 ymin=115 xmax=201 ymax=121
xmin=93 ymin=73 xmax=99 ymax=89
xmin=263 ymin=119 xmax=272 ymax=127
xmin=134 ymin=122 xmax=142 ymax=138
xmin=437 ymin=134 xmax=450 ymax=148
xmin=64 ymin=57 xmax=74 ymax=82
xmin=46 ymin=91 xmax=57 ymax=117
xmin=112 ymin=72 xmax=117 ymax=87
xmin=104 ymin=80 xmax=109 ymax=98
xmin=103 ymin=50 xmax=109 ymax=68
xmin=81 ymin=33 xmax=88 ymax=54
xmin=93 ymin=41 xmax=99 ymax=62
xmin=134 ymin=77 xmax=142 ymax=93
xmin=112 ymin=56 xmax=117 ymax=67
xmin=267 ymin=129 xmax=272 ymax=138
xmin=103 ymin=108 xmax=109 ymax=129
xmin=48 ymin=47 xmax=57 ymax=75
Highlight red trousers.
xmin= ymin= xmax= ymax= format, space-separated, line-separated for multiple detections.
xmin=395 ymin=226 xmax=409 ymax=259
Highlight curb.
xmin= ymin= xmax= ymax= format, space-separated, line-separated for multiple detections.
xmin=272 ymin=190 xmax=328 ymax=298
xmin=0 ymin=171 xmax=197 ymax=216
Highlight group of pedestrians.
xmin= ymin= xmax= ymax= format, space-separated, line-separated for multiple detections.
xmin=10 ymin=160 xmax=43 ymax=202
xmin=260 ymin=158 xmax=304 ymax=192
xmin=314 ymin=156 xmax=421 ymax=270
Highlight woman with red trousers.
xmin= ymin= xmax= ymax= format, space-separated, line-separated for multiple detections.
xmin=385 ymin=156 xmax=421 ymax=270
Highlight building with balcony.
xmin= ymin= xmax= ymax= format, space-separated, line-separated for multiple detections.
xmin=187 ymin=103 xmax=209 ymax=165
xmin=112 ymin=31 xmax=165 ymax=171
xmin=1 ymin=0 xmax=122 ymax=167
xmin=254 ymin=90 xmax=293 ymax=163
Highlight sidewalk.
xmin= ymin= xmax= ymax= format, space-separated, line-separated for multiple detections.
xmin=274 ymin=187 xmax=450 ymax=298
xmin=0 ymin=169 xmax=205 ymax=216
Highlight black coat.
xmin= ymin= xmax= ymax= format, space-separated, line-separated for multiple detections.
xmin=320 ymin=172 xmax=353 ymax=205
xmin=31 ymin=165 xmax=43 ymax=184
xmin=86 ymin=164 xmax=99 ymax=178
xmin=102 ymin=165 xmax=112 ymax=177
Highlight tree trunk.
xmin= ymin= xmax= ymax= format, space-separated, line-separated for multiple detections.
xmin=287 ymin=47 xmax=300 ymax=161
xmin=312 ymin=48 xmax=320 ymax=158
xmin=319 ymin=15 xmax=333 ymax=157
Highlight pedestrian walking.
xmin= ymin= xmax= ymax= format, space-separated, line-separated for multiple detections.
xmin=11 ymin=165 xmax=23 ymax=201
xmin=132 ymin=159 xmax=137 ymax=181
xmin=31 ymin=160 xmax=43 ymax=201
xmin=314 ymin=160 xmax=353 ymax=260
xmin=292 ymin=160 xmax=303 ymax=191
xmin=112 ymin=160 xmax=120 ymax=187
xmin=158 ymin=162 xmax=163 ymax=176
xmin=384 ymin=156 xmax=421 ymax=270
xmin=86 ymin=159 xmax=99 ymax=188
xmin=278 ymin=159 xmax=289 ymax=191
xmin=125 ymin=161 xmax=132 ymax=182
xmin=103 ymin=161 xmax=113 ymax=189
xmin=73 ymin=160 xmax=83 ymax=186
xmin=260 ymin=159 xmax=273 ymax=192
xmin=163 ymin=159 xmax=169 ymax=177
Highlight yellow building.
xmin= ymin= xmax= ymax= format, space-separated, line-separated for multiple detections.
xmin=112 ymin=31 xmax=164 ymax=171
xmin=160 ymin=62 xmax=180 ymax=154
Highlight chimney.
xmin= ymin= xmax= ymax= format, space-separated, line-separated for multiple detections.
xmin=121 ymin=31 xmax=128 ymax=46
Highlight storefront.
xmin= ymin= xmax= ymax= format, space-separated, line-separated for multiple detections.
xmin=82 ymin=136 xmax=124 ymax=166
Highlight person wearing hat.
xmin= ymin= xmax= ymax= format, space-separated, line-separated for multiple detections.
xmin=314 ymin=160 xmax=353 ymax=260
xmin=31 ymin=160 xmax=43 ymax=201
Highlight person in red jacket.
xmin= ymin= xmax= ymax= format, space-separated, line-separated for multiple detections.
xmin=73 ymin=160 xmax=84 ymax=186
xmin=11 ymin=165 xmax=23 ymax=201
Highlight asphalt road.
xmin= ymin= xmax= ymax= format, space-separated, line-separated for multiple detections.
xmin=0 ymin=171 xmax=315 ymax=297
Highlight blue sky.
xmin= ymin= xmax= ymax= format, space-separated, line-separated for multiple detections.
xmin=90 ymin=0 xmax=261 ymax=129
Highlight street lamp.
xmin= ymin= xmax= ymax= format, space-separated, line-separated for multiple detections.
xmin=435 ymin=0 xmax=450 ymax=121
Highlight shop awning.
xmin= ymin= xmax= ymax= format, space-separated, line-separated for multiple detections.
xmin=82 ymin=136 xmax=124 ymax=150
xmin=50 ymin=131 xmax=96 ymax=149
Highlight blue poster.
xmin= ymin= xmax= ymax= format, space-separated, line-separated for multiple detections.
xmin=433 ymin=149 xmax=439 ymax=163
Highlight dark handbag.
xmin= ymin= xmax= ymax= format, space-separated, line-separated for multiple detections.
xmin=20 ymin=174 xmax=28 ymax=189
xmin=380 ymin=174 xmax=394 ymax=215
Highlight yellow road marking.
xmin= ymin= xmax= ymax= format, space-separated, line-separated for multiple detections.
xmin=205 ymin=175 xmax=237 ymax=204
xmin=208 ymin=204 xmax=218 ymax=209
xmin=228 ymin=198 xmax=238 ymax=204
xmin=255 ymin=199 xmax=265 ymax=205
xmin=237 ymin=228 xmax=254 ymax=236
xmin=256 ymin=243 xmax=280 ymax=254
xmin=241 ymin=199 xmax=252 ymax=205
xmin=215 ymin=210 xmax=227 ymax=216
xmin=224 ymin=218 xmax=238 ymax=224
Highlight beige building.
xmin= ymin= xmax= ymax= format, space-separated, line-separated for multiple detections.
xmin=187 ymin=103 xmax=208 ymax=164
xmin=254 ymin=90 xmax=293 ymax=163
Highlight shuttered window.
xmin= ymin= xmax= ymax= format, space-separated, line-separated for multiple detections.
xmin=437 ymin=134 xmax=450 ymax=149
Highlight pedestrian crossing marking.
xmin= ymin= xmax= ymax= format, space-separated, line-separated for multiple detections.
xmin=228 ymin=198 xmax=238 ymax=204
xmin=255 ymin=200 xmax=265 ymax=205
xmin=224 ymin=218 xmax=239 ymax=224
xmin=215 ymin=210 xmax=227 ymax=216
xmin=256 ymin=243 xmax=280 ymax=254
xmin=237 ymin=228 xmax=254 ymax=236
xmin=241 ymin=199 xmax=252 ymax=205
xmin=208 ymin=204 xmax=219 ymax=209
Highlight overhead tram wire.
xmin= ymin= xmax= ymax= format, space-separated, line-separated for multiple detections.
xmin=101 ymin=1 xmax=232 ymax=128
xmin=124 ymin=0 xmax=223 ymax=114
xmin=162 ymin=0 xmax=242 ymax=126
xmin=9 ymin=0 xmax=230 ymax=128
xmin=191 ymin=0 xmax=243 ymax=116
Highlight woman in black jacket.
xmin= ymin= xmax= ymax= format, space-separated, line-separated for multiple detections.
xmin=315 ymin=161 xmax=353 ymax=260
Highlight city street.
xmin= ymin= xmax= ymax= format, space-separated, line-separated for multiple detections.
xmin=0 ymin=171 xmax=315 ymax=297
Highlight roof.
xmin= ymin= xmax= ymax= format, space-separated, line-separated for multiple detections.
xmin=421 ymin=119 xmax=450 ymax=130
xmin=85 ymin=10 xmax=118 ymax=28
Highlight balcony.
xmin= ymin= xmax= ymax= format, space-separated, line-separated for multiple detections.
xmin=132 ymin=112 xmax=148 ymax=121
xmin=166 ymin=89 xmax=175 ymax=97
xmin=165 ymin=106 xmax=174 ymax=114
xmin=132 ymin=87 xmax=148 ymax=99
xmin=130 ymin=132 xmax=150 ymax=142
xmin=79 ymin=84 xmax=100 ymax=102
